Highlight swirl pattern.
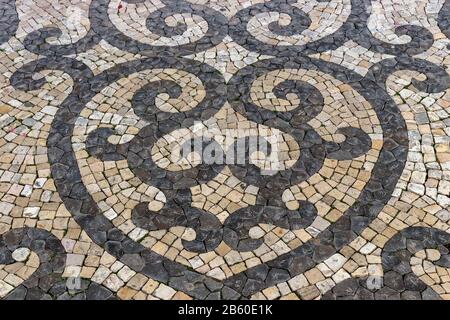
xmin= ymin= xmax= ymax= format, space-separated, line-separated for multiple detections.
xmin=0 ymin=0 xmax=449 ymax=300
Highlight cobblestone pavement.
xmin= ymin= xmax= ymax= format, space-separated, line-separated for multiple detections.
xmin=0 ymin=0 xmax=449 ymax=301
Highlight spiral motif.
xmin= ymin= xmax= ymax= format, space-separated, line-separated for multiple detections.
xmin=0 ymin=0 xmax=449 ymax=300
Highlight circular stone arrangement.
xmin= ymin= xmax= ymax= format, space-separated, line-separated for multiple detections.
xmin=0 ymin=0 xmax=450 ymax=300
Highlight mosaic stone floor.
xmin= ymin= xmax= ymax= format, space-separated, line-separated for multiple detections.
xmin=0 ymin=0 xmax=449 ymax=301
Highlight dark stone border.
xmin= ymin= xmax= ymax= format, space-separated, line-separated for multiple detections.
xmin=0 ymin=0 xmax=18 ymax=45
